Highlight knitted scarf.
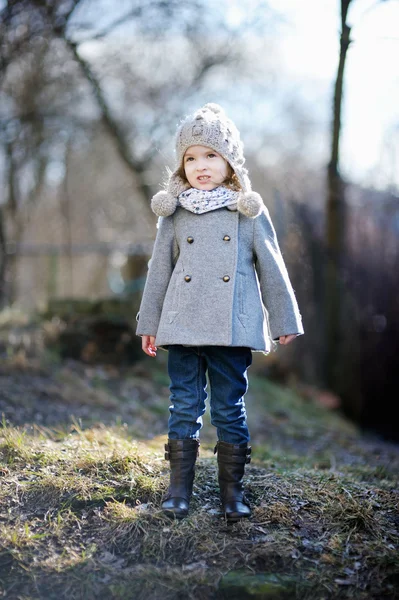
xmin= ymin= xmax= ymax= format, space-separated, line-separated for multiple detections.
xmin=178 ymin=186 xmax=239 ymax=214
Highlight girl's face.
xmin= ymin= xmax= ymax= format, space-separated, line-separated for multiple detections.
xmin=183 ymin=145 xmax=229 ymax=191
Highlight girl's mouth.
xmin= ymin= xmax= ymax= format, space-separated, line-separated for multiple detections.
xmin=197 ymin=176 xmax=210 ymax=181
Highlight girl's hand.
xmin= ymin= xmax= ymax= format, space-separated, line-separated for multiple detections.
xmin=142 ymin=335 xmax=157 ymax=357
xmin=279 ymin=334 xmax=297 ymax=345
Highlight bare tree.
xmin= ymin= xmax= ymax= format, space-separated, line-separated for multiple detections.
xmin=324 ymin=0 xmax=352 ymax=388
xmin=0 ymin=30 xmax=83 ymax=303
xmin=324 ymin=0 xmax=394 ymax=391
xmin=0 ymin=0 xmax=266 ymax=305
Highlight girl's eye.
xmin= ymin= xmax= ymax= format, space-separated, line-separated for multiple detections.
xmin=208 ymin=153 xmax=216 ymax=158
xmin=185 ymin=157 xmax=194 ymax=162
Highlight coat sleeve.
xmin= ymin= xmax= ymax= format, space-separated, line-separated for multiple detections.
xmin=253 ymin=207 xmax=304 ymax=341
xmin=136 ymin=216 xmax=178 ymax=336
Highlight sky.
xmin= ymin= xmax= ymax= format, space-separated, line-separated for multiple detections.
xmin=254 ymin=0 xmax=399 ymax=190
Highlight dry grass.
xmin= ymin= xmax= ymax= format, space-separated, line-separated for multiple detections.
xmin=0 ymin=318 xmax=398 ymax=599
xmin=0 ymin=416 xmax=398 ymax=600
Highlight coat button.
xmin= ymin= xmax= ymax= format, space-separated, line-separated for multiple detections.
xmin=187 ymin=237 xmax=194 ymax=244
xmin=223 ymin=275 xmax=230 ymax=282
xmin=223 ymin=235 xmax=231 ymax=241
xmin=184 ymin=275 xmax=192 ymax=282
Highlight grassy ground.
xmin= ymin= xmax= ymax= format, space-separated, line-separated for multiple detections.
xmin=0 ymin=315 xmax=398 ymax=599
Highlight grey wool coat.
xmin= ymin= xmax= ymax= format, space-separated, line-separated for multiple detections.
xmin=136 ymin=206 xmax=304 ymax=353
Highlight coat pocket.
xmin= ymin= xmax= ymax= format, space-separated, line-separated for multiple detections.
xmin=237 ymin=273 xmax=248 ymax=328
xmin=167 ymin=311 xmax=179 ymax=325
xmin=170 ymin=269 xmax=182 ymax=309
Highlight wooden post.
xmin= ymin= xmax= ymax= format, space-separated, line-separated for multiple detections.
xmin=47 ymin=253 xmax=58 ymax=299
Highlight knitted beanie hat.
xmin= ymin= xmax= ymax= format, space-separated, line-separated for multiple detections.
xmin=151 ymin=103 xmax=263 ymax=218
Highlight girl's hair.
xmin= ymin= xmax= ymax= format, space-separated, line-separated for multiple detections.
xmin=177 ymin=162 xmax=242 ymax=191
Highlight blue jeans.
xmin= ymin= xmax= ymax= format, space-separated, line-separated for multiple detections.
xmin=167 ymin=345 xmax=252 ymax=444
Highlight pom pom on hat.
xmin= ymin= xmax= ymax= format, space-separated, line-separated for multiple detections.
xmin=151 ymin=191 xmax=178 ymax=217
xmin=151 ymin=188 xmax=264 ymax=219
xmin=237 ymin=191 xmax=264 ymax=218
xmin=202 ymin=103 xmax=224 ymax=115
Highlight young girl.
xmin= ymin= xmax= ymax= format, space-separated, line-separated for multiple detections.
xmin=136 ymin=103 xmax=304 ymax=521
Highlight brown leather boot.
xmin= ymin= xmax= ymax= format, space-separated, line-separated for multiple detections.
xmin=215 ymin=441 xmax=251 ymax=522
xmin=161 ymin=439 xmax=200 ymax=519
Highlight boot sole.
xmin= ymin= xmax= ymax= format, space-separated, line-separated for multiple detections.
xmin=162 ymin=508 xmax=188 ymax=520
xmin=225 ymin=513 xmax=251 ymax=523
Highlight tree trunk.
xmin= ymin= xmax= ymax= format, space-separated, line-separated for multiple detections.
xmin=0 ymin=208 xmax=6 ymax=309
xmin=66 ymin=40 xmax=155 ymax=224
xmin=325 ymin=0 xmax=352 ymax=389
xmin=60 ymin=139 xmax=74 ymax=296
xmin=4 ymin=141 xmax=22 ymax=306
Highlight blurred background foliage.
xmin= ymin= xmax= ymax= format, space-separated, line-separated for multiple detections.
xmin=0 ymin=0 xmax=398 ymax=440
